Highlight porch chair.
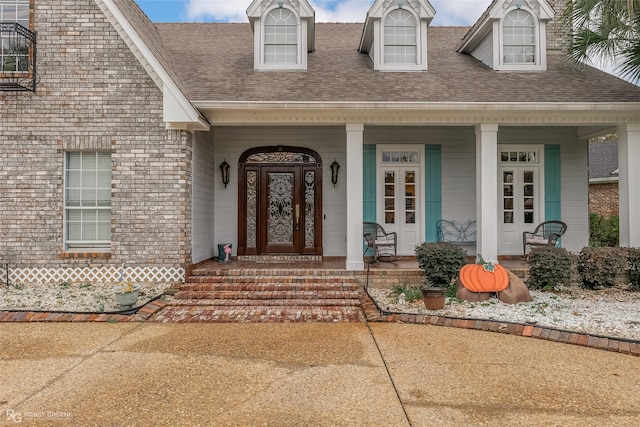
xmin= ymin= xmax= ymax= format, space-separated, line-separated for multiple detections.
xmin=363 ymin=222 xmax=397 ymax=262
xmin=522 ymin=220 xmax=567 ymax=256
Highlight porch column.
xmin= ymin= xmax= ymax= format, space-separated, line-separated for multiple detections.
xmin=618 ymin=123 xmax=640 ymax=247
xmin=346 ymin=123 xmax=365 ymax=270
xmin=475 ymin=124 xmax=499 ymax=262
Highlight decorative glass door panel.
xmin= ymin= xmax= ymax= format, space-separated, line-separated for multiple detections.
xmin=498 ymin=147 xmax=542 ymax=254
xmin=267 ymin=172 xmax=294 ymax=245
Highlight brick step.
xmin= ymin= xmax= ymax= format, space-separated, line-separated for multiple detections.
xmin=190 ymin=268 xmax=359 ymax=278
xmin=179 ymin=282 xmax=359 ymax=292
xmin=173 ymin=290 xmax=361 ymax=301
xmin=149 ymin=305 xmax=365 ymax=323
xmin=187 ymin=274 xmax=359 ymax=283
xmin=166 ymin=298 xmax=361 ymax=307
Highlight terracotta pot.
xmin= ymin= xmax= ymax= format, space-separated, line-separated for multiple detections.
xmin=421 ymin=287 xmax=446 ymax=310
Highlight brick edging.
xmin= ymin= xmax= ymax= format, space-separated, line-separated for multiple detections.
xmin=358 ymin=289 xmax=640 ymax=357
xmin=0 ymin=299 xmax=168 ymax=323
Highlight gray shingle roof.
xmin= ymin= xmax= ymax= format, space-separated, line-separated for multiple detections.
xmin=589 ymin=139 xmax=618 ymax=180
xmin=154 ymin=22 xmax=640 ymax=103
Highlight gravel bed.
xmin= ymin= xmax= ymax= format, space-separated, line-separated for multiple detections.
xmin=368 ymin=286 xmax=640 ymax=341
xmin=0 ymin=281 xmax=174 ymax=313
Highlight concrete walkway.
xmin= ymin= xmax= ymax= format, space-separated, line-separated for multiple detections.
xmin=2 ymin=323 xmax=639 ymax=426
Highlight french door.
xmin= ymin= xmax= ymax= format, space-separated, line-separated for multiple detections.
xmin=498 ymin=147 xmax=543 ymax=254
xmin=378 ymin=166 xmax=422 ymax=256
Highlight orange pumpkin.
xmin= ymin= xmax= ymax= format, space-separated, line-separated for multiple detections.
xmin=459 ymin=256 xmax=509 ymax=293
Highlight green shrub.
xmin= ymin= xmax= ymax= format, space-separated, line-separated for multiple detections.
xmin=627 ymin=247 xmax=640 ymax=291
xmin=576 ymin=246 xmax=625 ymax=289
xmin=589 ymin=213 xmax=619 ymax=247
xmin=390 ymin=284 xmax=423 ymax=302
xmin=526 ymin=246 xmax=574 ymax=291
xmin=415 ymin=242 xmax=467 ymax=288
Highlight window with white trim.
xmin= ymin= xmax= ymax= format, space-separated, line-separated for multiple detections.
xmin=64 ymin=152 xmax=112 ymax=251
xmin=264 ymin=8 xmax=297 ymax=64
xmin=503 ymin=9 xmax=535 ymax=64
xmin=0 ymin=0 xmax=29 ymax=72
xmin=383 ymin=9 xmax=417 ymax=65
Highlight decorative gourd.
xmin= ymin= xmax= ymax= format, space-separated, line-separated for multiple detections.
xmin=459 ymin=255 xmax=509 ymax=293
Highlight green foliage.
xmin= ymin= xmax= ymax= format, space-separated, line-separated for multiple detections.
xmin=577 ymin=246 xmax=625 ymax=289
xmin=415 ymin=242 xmax=467 ymax=287
xmin=563 ymin=0 xmax=640 ymax=83
xmin=589 ymin=213 xmax=619 ymax=247
xmin=627 ymin=247 xmax=640 ymax=291
xmin=526 ymin=246 xmax=574 ymax=291
xmin=390 ymin=285 xmax=423 ymax=302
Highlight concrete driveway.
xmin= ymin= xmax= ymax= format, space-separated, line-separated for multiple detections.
xmin=1 ymin=322 xmax=639 ymax=426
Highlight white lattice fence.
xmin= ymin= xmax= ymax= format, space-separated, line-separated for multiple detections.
xmin=0 ymin=268 xmax=7 ymax=285
xmin=5 ymin=266 xmax=184 ymax=285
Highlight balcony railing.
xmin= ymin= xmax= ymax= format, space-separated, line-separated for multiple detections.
xmin=0 ymin=22 xmax=37 ymax=92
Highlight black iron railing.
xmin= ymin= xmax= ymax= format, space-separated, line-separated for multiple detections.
xmin=0 ymin=22 xmax=37 ymax=92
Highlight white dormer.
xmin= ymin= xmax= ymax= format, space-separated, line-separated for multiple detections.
xmin=358 ymin=0 xmax=436 ymax=72
xmin=456 ymin=0 xmax=555 ymax=71
xmin=247 ymin=0 xmax=315 ymax=71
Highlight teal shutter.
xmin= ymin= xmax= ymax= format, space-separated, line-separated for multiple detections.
xmin=544 ymin=145 xmax=561 ymax=221
xmin=425 ymin=145 xmax=442 ymax=242
xmin=363 ymin=144 xmax=377 ymax=221
xmin=363 ymin=145 xmax=377 ymax=256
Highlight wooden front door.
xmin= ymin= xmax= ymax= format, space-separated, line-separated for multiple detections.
xmin=261 ymin=166 xmax=301 ymax=254
xmin=238 ymin=146 xmax=323 ymax=256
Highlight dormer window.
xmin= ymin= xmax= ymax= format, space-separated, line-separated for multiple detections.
xmin=264 ymin=8 xmax=297 ymax=64
xmin=456 ymin=0 xmax=554 ymax=72
xmin=383 ymin=9 xmax=417 ymax=65
xmin=359 ymin=0 xmax=435 ymax=72
xmin=247 ymin=0 xmax=315 ymax=71
xmin=503 ymin=9 xmax=535 ymax=64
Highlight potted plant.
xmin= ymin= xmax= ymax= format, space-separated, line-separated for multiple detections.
xmin=113 ymin=281 xmax=141 ymax=308
xmin=415 ymin=242 xmax=467 ymax=310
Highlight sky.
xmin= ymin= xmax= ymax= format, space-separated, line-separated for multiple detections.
xmin=134 ymin=0 xmax=494 ymax=26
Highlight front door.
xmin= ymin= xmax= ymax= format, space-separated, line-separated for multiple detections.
xmin=261 ymin=167 xmax=301 ymax=254
xmin=377 ymin=146 xmax=423 ymax=255
xmin=498 ymin=147 xmax=543 ymax=254
xmin=238 ymin=147 xmax=323 ymax=256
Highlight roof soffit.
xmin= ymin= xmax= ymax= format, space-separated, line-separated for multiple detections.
xmin=360 ymin=0 xmax=436 ymax=53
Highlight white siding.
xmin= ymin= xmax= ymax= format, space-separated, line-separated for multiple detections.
xmin=192 ymin=131 xmax=216 ymax=264
xmin=213 ymin=126 xmax=347 ymax=256
xmin=470 ymin=32 xmax=493 ymax=68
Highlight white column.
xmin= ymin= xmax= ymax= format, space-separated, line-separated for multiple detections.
xmin=346 ymin=123 xmax=365 ymax=270
xmin=475 ymin=124 xmax=499 ymax=262
xmin=618 ymin=124 xmax=640 ymax=247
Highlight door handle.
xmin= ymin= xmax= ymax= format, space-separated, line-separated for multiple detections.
xmin=295 ymin=204 xmax=300 ymax=230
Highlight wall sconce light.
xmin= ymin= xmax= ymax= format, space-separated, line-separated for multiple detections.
xmin=219 ymin=160 xmax=230 ymax=188
xmin=330 ymin=160 xmax=340 ymax=187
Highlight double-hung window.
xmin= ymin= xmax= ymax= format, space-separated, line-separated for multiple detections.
xmin=503 ymin=9 xmax=536 ymax=64
xmin=383 ymin=9 xmax=417 ymax=65
xmin=64 ymin=152 xmax=112 ymax=251
xmin=264 ymin=8 xmax=297 ymax=65
xmin=1 ymin=0 xmax=36 ymax=91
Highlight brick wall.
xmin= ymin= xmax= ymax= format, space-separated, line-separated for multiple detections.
xmin=588 ymin=182 xmax=619 ymax=217
xmin=0 ymin=0 xmax=192 ymax=271
xmin=547 ymin=0 xmax=569 ymax=52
